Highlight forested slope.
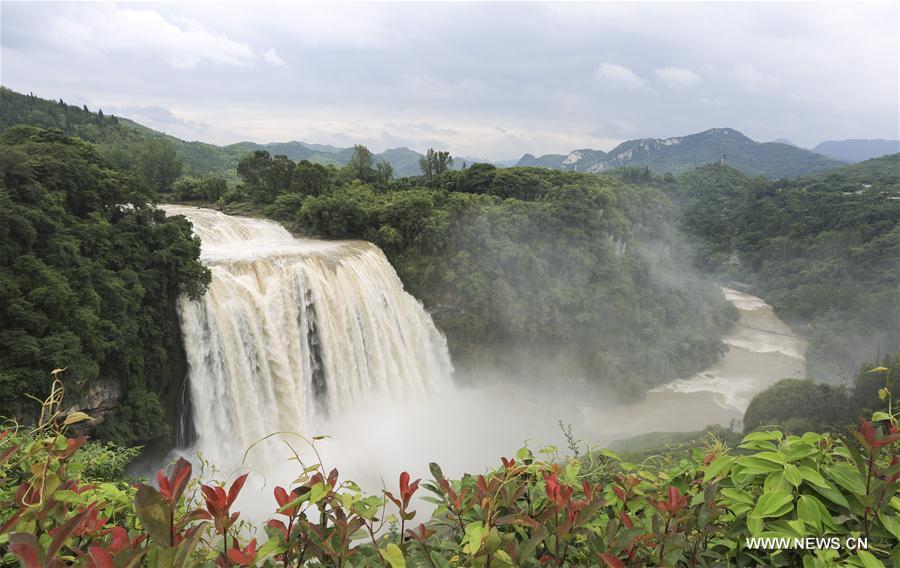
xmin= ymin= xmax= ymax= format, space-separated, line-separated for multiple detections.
xmin=0 ymin=87 xmax=247 ymax=181
xmin=668 ymin=156 xmax=900 ymax=382
xmin=0 ymin=126 xmax=210 ymax=447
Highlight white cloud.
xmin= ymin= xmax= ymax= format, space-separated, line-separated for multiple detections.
xmin=594 ymin=62 xmax=645 ymax=90
xmin=699 ymin=95 xmax=726 ymax=107
xmin=654 ymin=67 xmax=701 ymax=88
xmin=263 ymin=48 xmax=286 ymax=67
xmin=30 ymin=5 xmax=259 ymax=69
xmin=2 ymin=2 xmax=896 ymax=153
xmin=732 ymin=62 xmax=781 ymax=91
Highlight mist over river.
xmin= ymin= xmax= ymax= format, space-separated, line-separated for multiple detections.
xmin=160 ymin=205 xmax=805 ymax=519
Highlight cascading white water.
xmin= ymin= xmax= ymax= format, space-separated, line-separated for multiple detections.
xmin=161 ymin=205 xmax=453 ymax=468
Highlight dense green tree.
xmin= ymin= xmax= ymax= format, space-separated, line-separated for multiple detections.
xmin=0 ymin=126 xmax=209 ymax=447
xmin=172 ymin=175 xmax=227 ymax=202
xmin=743 ymin=379 xmax=851 ymax=434
xmin=137 ymin=138 xmax=183 ymax=194
xmin=291 ymin=160 xmax=332 ymax=196
xmin=375 ymin=160 xmax=394 ymax=184
xmin=419 ymin=148 xmax=453 ymax=179
xmin=346 ymin=144 xmax=376 ymax=182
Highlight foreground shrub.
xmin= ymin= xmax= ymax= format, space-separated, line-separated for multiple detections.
xmin=1 ymin=382 xmax=898 ymax=566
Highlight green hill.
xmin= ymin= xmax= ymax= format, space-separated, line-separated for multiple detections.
xmin=516 ymin=128 xmax=845 ymax=178
xmin=670 ymin=155 xmax=900 ymax=382
xmin=0 ymin=88 xmax=473 ymax=180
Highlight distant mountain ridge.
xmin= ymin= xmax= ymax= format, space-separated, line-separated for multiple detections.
xmin=0 ymin=87 xmax=854 ymax=180
xmin=517 ymin=128 xmax=844 ymax=178
xmin=813 ymin=139 xmax=900 ymax=164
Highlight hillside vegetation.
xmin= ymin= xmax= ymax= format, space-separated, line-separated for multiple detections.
xmin=0 ymin=126 xmax=209 ymax=447
xmin=667 ymin=156 xmax=900 ymax=382
xmin=0 ymin=88 xmax=480 ymax=180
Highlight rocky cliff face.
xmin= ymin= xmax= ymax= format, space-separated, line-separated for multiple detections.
xmin=66 ymin=379 xmax=123 ymax=425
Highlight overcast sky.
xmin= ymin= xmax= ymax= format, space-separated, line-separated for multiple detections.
xmin=2 ymin=2 xmax=898 ymax=159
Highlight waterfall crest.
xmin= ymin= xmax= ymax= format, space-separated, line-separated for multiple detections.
xmin=161 ymin=205 xmax=453 ymax=466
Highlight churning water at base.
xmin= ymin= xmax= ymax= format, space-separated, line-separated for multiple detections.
xmin=161 ymin=206 xmax=453 ymax=468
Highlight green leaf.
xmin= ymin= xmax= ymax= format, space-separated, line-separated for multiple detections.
xmin=750 ymin=491 xmax=794 ymax=519
xmin=704 ymin=455 xmax=733 ymax=480
xmin=134 ymin=485 xmax=172 ymax=546
xmin=824 ymin=465 xmax=866 ymax=495
xmin=721 ymin=487 xmax=754 ymax=505
xmin=781 ymin=444 xmax=818 ymax=462
xmin=879 ymin=510 xmax=900 ymax=540
xmin=857 ymin=550 xmax=885 ymax=568
xmin=517 ymin=528 xmax=547 ymax=560
xmin=63 ymin=411 xmax=92 ymax=426
xmin=308 ymin=482 xmax=328 ymax=505
xmin=810 ymin=483 xmax=851 ymax=510
xmin=764 ymin=471 xmax=791 ymax=493
xmin=755 ymin=451 xmax=787 ymax=464
xmin=256 ymin=534 xmax=284 ymax=560
xmin=463 ymin=521 xmax=485 ymax=555
xmin=742 ymin=431 xmax=783 ymax=443
xmin=735 ymin=456 xmax=783 ymax=474
xmin=797 ymin=495 xmax=823 ymax=532
xmin=783 ymin=463 xmax=802 ymax=488
xmin=798 ymin=466 xmax=829 ymax=488
xmin=382 ymin=543 xmax=406 ymax=568
xmin=429 ymin=551 xmax=451 ymax=568
xmin=485 ymin=527 xmax=502 ymax=555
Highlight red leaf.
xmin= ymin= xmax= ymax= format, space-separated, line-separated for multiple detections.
xmin=61 ymin=436 xmax=88 ymax=458
xmin=9 ymin=534 xmax=42 ymax=568
xmin=48 ymin=507 xmax=91 ymax=557
xmin=227 ymin=539 xmax=257 ymax=566
xmin=0 ymin=443 xmax=20 ymax=468
xmin=88 ymin=545 xmax=115 ymax=568
xmin=267 ymin=519 xmax=288 ymax=539
xmin=274 ymin=486 xmax=289 ymax=508
xmin=107 ymin=527 xmax=129 ymax=553
xmin=399 ymin=471 xmax=411 ymax=495
xmin=156 ymin=469 xmax=171 ymax=500
xmin=618 ymin=510 xmax=634 ymax=529
xmin=582 ymin=480 xmax=593 ymax=500
xmin=227 ymin=473 xmax=249 ymax=507
xmin=668 ymin=486 xmax=680 ymax=510
xmin=873 ymin=433 xmax=900 ymax=449
xmin=169 ymin=458 xmax=193 ymax=503
xmin=860 ymin=418 xmax=877 ymax=447
xmin=599 ymin=553 xmax=627 ymax=568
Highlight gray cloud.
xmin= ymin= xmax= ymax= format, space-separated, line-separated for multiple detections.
xmin=1 ymin=2 xmax=897 ymax=159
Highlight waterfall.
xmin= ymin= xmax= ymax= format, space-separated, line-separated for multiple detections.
xmin=161 ymin=205 xmax=453 ymax=467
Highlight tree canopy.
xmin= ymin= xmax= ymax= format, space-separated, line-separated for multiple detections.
xmin=0 ymin=126 xmax=209 ymax=447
